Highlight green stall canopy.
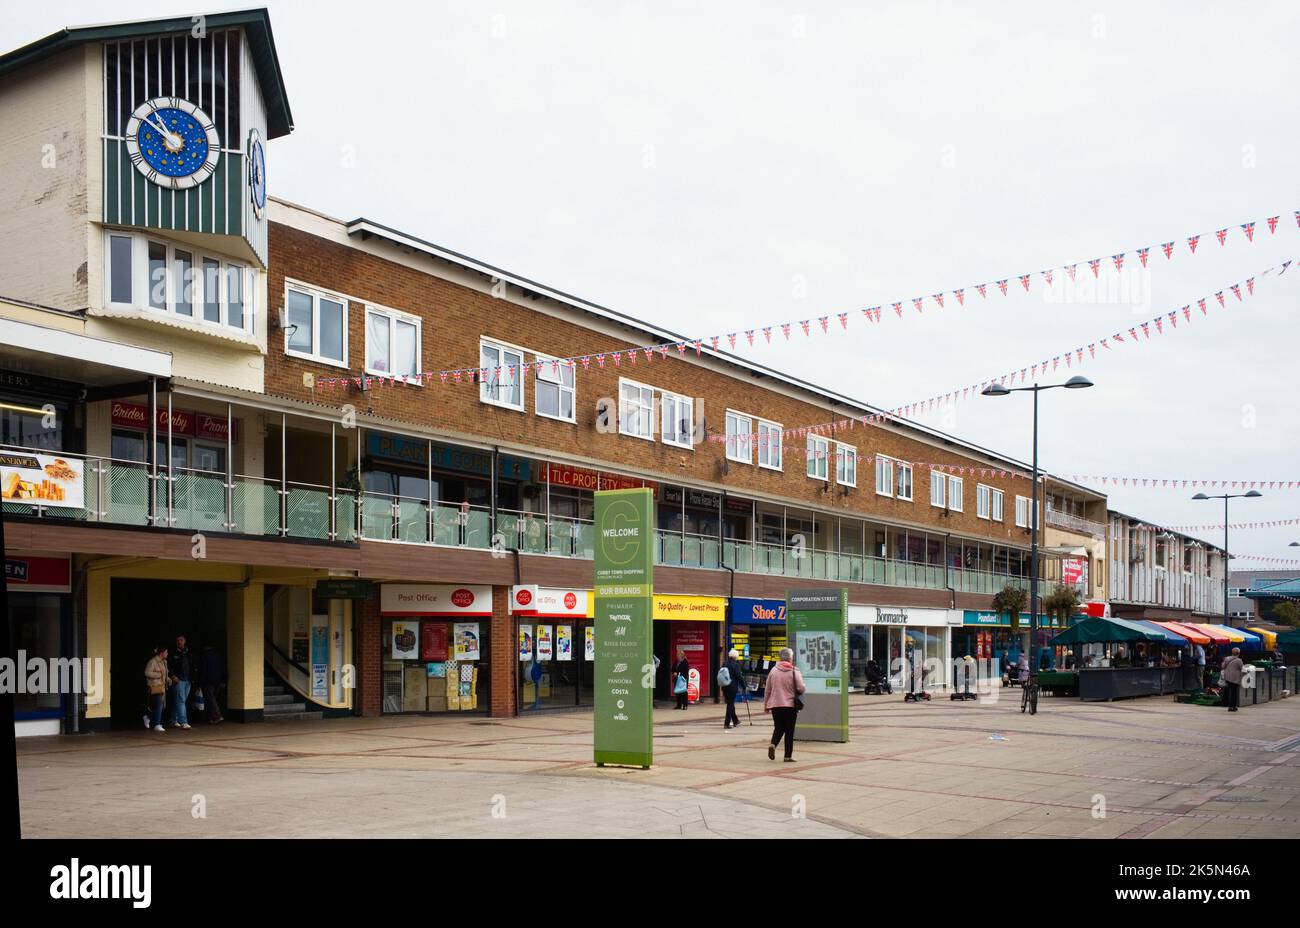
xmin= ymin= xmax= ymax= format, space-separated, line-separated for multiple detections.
xmin=1276 ymin=629 xmax=1300 ymax=651
xmin=1048 ymin=616 xmax=1167 ymax=647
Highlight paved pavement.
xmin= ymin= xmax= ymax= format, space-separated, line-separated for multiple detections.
xmin=18 ymin=689 xmax=1300 ymax=838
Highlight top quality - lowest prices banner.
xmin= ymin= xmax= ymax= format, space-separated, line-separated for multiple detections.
xmin=0 ymin=450 xmax=84 ymax=509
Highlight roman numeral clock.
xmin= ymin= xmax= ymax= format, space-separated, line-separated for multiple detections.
xmin=124 ymin=97 xmax=221 ymax=190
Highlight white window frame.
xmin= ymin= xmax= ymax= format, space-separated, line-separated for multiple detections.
xmin=976 ymin=484 xmax=991 ymax=520
xmin=991 ymin=488 xmax=1004 ymax=522
xmin=875 ymin=455 xmax=893 ymax=497
xmin=836 ymin=442 xmax=858 ymax=487
xmin=479 ymin=337 xmax=526 ymax=411
xmin=283 ymin=279 xmax=349 ymax=367
xmin=806 ymin=435 xmax=829 ymax=481
xmin=947 ymin=475 xmax=964 ymax=512
xmin=365 ymin=304 xmax=422 ymax=381
xmin=757 ymin=419 xmax=783 ymax=471
xmin=619 ymin=377 xmax=656 ymax=441
xmin=105 ymin=230 xmax=255 ymax=335
xmin=1015 ymin=495 xmax=1032 ymax=528
xmin=896 ymin=462 xmax=914 ymax=502
xmin=660 ymin=391 xmax=694 ymax=449
xmin=930 ymin=470 xmax=946 ymax=508
xmin=726 ymin=410 xmax=754 ymax=464
xmin=533 ymin=354 xmax=576 ymax=423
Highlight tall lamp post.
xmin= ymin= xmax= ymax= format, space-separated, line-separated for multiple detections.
xmin=982 ymin=375 xmax=1094 ymax=684
xmin=1192 ymin=489 xmax=1261 ymax=627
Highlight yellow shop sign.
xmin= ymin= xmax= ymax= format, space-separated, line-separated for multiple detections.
xmin=652 ymin=595 xmax=726 ymax=622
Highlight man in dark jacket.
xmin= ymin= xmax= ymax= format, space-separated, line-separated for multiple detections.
xmin=166 ymin=634 xmax=195 ymax=729
xmin=720 ymin=648 xmax=747 ymax=729
xmin=200 ymin=644 xmax=226 ymax=724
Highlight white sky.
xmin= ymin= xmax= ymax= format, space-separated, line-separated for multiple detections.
xmin=6 ymin=1 xmax=1299 ymax=567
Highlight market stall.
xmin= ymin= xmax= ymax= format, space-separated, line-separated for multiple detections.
xmin=1049 ymin=616 xmax=1196 ymax=700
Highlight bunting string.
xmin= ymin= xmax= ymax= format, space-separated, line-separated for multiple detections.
xmin=312 ymin=210 xmax=1299 ymax=393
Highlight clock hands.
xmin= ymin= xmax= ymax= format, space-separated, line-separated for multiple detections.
xmin=146 ymin=107 xmax=184 ymax=153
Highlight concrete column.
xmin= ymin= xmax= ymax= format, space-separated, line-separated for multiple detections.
xmin=226 ymin=582 xmax=265 ymax=722
xmin=83 ymin=570 xmax=112 ymax=728
xmin=489 ymin=586 xmax=517 ymax=718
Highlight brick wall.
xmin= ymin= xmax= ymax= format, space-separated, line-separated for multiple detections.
xmin=489 ymin=586 xmax=516 ymax=718
xmin=266 ymin=220 xmax=1038 ymax=546
xmin=356 ymin=592 xmax=381 ymax=717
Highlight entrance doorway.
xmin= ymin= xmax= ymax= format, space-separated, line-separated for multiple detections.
xmin=109 ymin=579 xmax=228 ymax=728
xmin=519 ymin=619 xmax=593 ymax=711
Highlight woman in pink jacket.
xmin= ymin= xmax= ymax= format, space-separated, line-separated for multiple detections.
xmin=763 ymin=648 xmax=806 ymax=762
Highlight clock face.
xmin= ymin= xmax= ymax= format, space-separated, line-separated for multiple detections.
xmin=124 ymin=97 xmax=220 ymax=190
xmin=247 ymin=128 xmax=267 ymax=218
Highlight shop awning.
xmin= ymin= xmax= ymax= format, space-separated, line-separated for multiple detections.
xmin=1129 ymin=620 xmax=1189 ymax=644
xmin=1156 ymin=622 xmax=1213 ymax=645
xmin=1199 ymin=624 xmax=1260 ymax=646
xmin=1179 ymin=623 xmax=1232 ymax=645
xmin=1048 ymin=616 xmax=1165 ymax=646
xmin=1247 ymin=627 xmax=1278 ymax=650
xmin=1277 ymin=629 xmax=1300 ymax=651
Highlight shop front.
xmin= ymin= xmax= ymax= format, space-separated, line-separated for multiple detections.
xmin=5 ymin=552 xmax=72 ymax=736
xmin=511 ymin=584 xmax=594 ymax=711
xmin=652 ymin=594 xmax=725 ymax=703
xmin=847 ymin=605 xmax=957 ymax=691
xmin=952 ymin=610 xmax=1070 ymax=677
xmin=379 ymin=584 xmax=492 ymax=714
xmin=728 ymin=597 xmax=788 ymax=695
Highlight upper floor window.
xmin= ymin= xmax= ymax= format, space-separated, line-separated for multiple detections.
xmin=285 ymin=282 xmax=346 ymax=366
xmin=480 ymin=339 xmax=525 ymax=410
xmin=757 ymin=420 xmax=783 ymax=470
xmin=106 ymin=230 xmax=254 ymax=334
xmin=726 ymin=411 xmax=753 ymax=463
xmin=875 ymin=455 xmax=893 ymax=496
xmin=1015 ymin=495 xmax=1036 ymax=528
xmin=836 ymin=443 xmax=857 ymax=487
xmin=991 ymin=487 xmax=1004 ymax=522
xmin=896 ymin=462 xmax=914 ymax=501
xmin=619 ymin=378 xmax=656 ymax=440
xmin=930 ymin=470 xmax=946 ymax=508
xmin=807 ymin=435 xmax=829 ymax=480
xmin=947 ymin=475 xmax=964 ymax=512
xmin=535 ymin=355 xmax=576 ymax=422
xmin=661 ymin=392 xmax=694 ymax=449
xmin=977 ymin=484 xmax=991 ymax=519
xmin=366 ymin=306 xmax=421 ymax=379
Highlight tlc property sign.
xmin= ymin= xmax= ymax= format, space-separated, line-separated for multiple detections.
xmin=593 ymin=487 xmax=654 ymax=768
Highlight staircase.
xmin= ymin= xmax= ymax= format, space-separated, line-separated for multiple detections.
xmin=263 ymin=667 xmax=324 ymax=722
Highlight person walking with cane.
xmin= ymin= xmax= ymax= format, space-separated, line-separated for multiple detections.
xmin=763 ymin=647 xmax=805 ymax=762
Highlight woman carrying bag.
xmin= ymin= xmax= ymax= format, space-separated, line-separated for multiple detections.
xmin=672 ymin=651 xmax=690 ymax=710
xmin=143 ymin=646 xmax=170 ymax=733
xmin=763 ymin=647 xmax=806 ymax=762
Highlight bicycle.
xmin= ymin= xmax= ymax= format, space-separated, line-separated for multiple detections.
xmin=1020 ymin=675 xmax=1039 ymax=714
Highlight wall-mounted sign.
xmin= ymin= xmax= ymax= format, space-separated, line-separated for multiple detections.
xmin=547 ymin=463 xmax=657 ymax=497
xmin=731 ymin=598 xmax=787 ymax=626
xmin=314 ymin=579 xmax=373 ymax=600
xmin=381 ymin=584 xmax=492 ymax=616
xmin=662 ymin=486 xmax=720 ymax=510
xmin=4 ymin=554 xmax=70 ymax=592
xmin=652 ymin=594 xmax=726 ymax=622
xmin=111 ymin=401 xmax=238 ymax=442
xmin=1062 ymin=558 xmax=1086 ymax=586
xmin=509 ymin=585 xmax=591 ymax=618
xmin=1 ymin=451 xmax=84 ymax=509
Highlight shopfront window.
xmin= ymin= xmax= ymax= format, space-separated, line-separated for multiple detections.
xmin=8 ymin=593 xmax=64 ymax=717
xmin=382 ymin=618 xmax=489 ymax=714
xmin=2 ymin=400 xmax=64 ymax=452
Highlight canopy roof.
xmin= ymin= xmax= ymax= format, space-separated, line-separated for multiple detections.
xmin=1247 ymin=627 xmax=1278 ymax=650
xmin=1158 ymin=621 xmax=1218 ymax=645
xmin=1049 ymin=616 xmax=1165 ymax=646
xmin=1130 ymin=620 xmax=1188 ymax=643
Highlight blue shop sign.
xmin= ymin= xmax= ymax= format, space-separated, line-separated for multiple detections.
xmin=963 ymin=610 xmax=1064 ymax=629
xmin=368 ymin=433 xmax=530 ymax=481
xmin=731 ymin=597 xmax=787 ymax=625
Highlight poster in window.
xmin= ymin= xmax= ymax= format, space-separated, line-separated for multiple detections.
xmin=453 ymin=622 xmax=481 ymax=661
xmin=537 ymin=625 xmax=553 ymax=660
xmin=584 ymin=626 xmax=595 ymax=661
xmin=421 ymin=622 xmax=448 ymax=661
xmin=518 ymin=624 xmax=534 ymax=661
xmin=391 ymin=621 xmax=419 ymax=660
xmin=0 ymin=451 xmax=84 ymax=509
xmin=556 ymin=625 xmax=572 ymax=661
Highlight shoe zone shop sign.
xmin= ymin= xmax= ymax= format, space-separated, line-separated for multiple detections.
xmin=593 ymin=487 xmax=655 ymax=769
xmin=786 ymin=588 xmax=850 ymax=743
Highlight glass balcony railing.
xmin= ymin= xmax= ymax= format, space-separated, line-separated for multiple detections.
xmin=3 ymin=444 xmax=1047 ymax=594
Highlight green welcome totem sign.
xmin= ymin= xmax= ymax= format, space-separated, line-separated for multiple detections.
xmin=593 ymin=488 xmax=655 ymax=768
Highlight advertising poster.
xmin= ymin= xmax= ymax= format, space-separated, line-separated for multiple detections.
xmin=421 ymin=622 xmax=448 ymax=661
xmin=786 ymin=588 xmax=849 ymax=743
xmin=453 ymin=622 xmax=481 ymax=661
xmin=391 ymin=621 xmax=419 ymax=660
xmin=537 ymin=625 xmax=553 ymax=660
xmin=593 ymin=487 xmax=654 ymax=768
xmin=518 ymin=624 xmax=533 ymax=661
xmin=310 ymin=616 xmax=329 ymax=700
xmin=585 ymin=626 xmax=595 ymax=661
xmin=670 ymin=625 xmax=710 ymax=699
xmin=0 ymin=450 xmax=84 ymax=508
xmin=556 ymin=625 xmax=572 ymax=661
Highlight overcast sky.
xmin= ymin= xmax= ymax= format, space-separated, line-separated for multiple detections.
xmin=6 ymin=1 xmax=1299 ymax=566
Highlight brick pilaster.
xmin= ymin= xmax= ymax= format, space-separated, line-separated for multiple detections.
xmin=357 ymin=591 xmax=381 ymax=717
xmin=490 ymin=585 xmax=517 ymax=718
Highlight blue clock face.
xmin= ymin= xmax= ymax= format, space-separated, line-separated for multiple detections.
xmin=125 ymin=97 xmax=220 ymax=190
xmin=248 ymin=130 xmax=267 ymax=217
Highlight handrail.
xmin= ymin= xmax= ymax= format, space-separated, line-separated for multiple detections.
xmin=264 ymin=635 xmax=310 ymax=676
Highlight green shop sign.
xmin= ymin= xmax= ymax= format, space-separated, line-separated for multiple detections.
xmin=786 ymin=588 xmax=849 ymax=743
xmin=593 ymin=487 xmax=655 ymax=769
xmin=313 ymin=579 xmax=373 ymax=600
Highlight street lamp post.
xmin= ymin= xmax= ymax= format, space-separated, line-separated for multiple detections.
xmin=982 ymin=375 xmax=1093 ymax=687
xmin=1191 ymin=489 xmax=1262 ymax=627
